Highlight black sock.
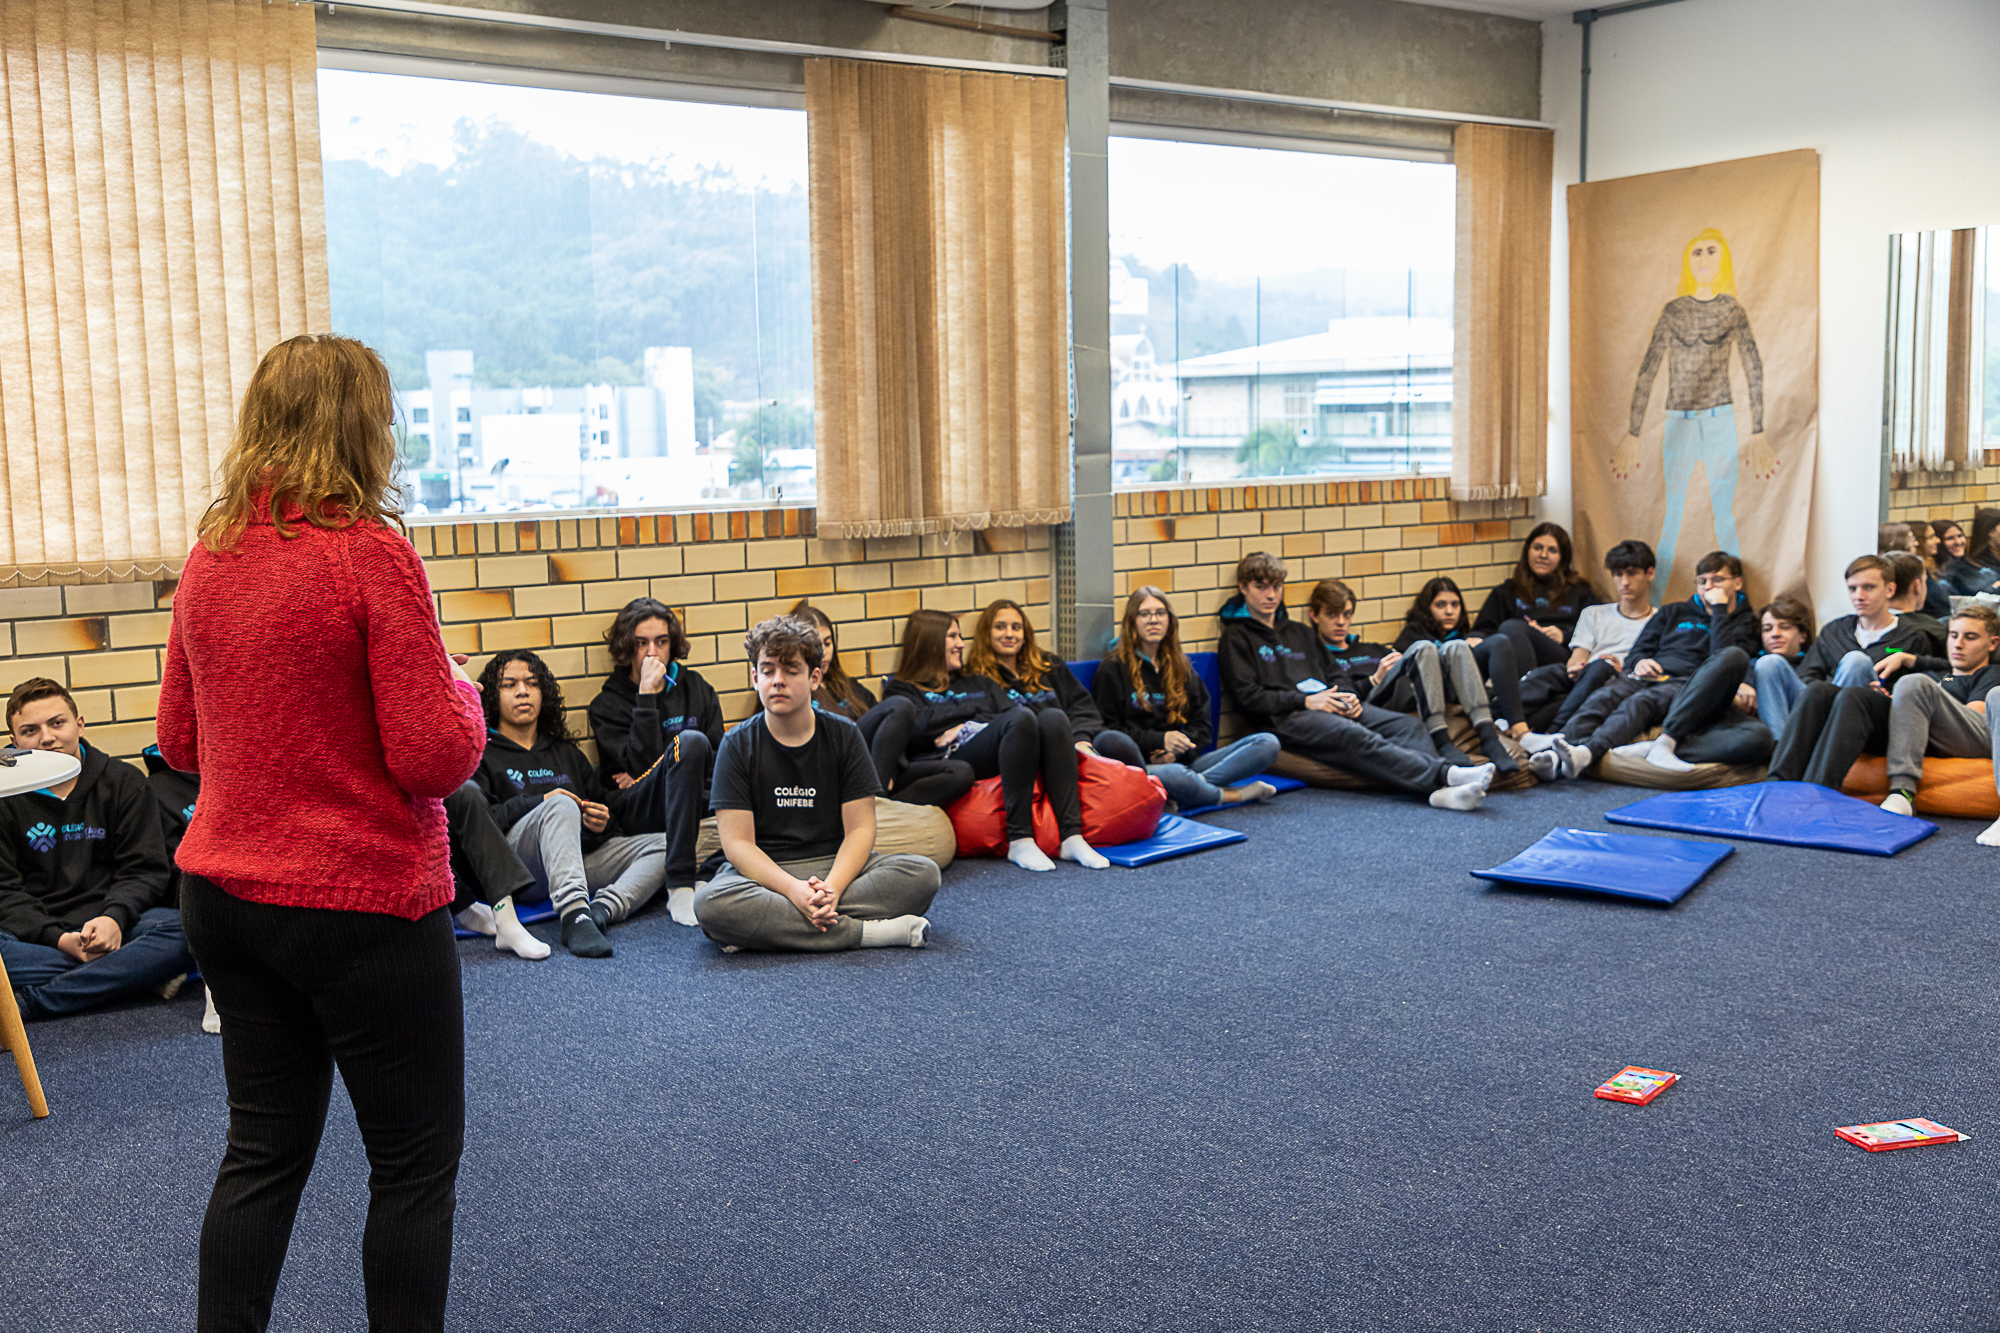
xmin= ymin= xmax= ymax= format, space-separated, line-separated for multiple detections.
xmin=1473 ymin=721 xmax=1520 ymax=773
xmin=561 ymin=910 xmax=613 ymax=958
xmin=1429 ymin=728 xmax=1477 ymax=767
xmin=588 ymin=899 xmax=612 ymax=932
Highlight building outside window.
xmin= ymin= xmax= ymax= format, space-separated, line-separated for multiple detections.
xmin=319 ymin=67 xmax=812 ymax=517
xmin=1108 ymin=137 xmax=1455 ymax=486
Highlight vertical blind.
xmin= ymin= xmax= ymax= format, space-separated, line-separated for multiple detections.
xmin=1886 ymin=227 xmax=1985 ymax=474
xmin=1451 ymin=122 xmax=1553 ymax=502
xmin=806 ymin=57 xmax=1070 ymax=538
xmin=0 ymin=0 xmax=327 ymax=571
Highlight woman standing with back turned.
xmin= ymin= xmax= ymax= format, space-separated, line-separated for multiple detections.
xmin=158 ymin=335 xmax=487 ymax=1332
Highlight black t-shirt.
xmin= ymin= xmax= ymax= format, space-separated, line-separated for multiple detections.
xmin=710 ymin=711 xmax=882 ymax=863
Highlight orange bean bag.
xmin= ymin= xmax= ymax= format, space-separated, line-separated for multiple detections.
xmin=1841 ymin=756 xmax=1999 ymax=820
xmin=947 ymin=753 xmax=1166 ymax=858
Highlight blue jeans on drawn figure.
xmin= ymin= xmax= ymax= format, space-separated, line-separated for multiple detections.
xmin=1656 ymin=404 xmax=1741 ymax=581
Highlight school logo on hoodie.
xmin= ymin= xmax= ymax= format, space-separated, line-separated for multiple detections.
xmin=25 ymin=822 xmax=55 ymax=854
xmin=505 ymin=768 xmax=526 ymax=789
xmin=181 ymin=802 xmax=196 ymax=821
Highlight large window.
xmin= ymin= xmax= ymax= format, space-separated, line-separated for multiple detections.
xmin=319 ymin=68 xmax=812 ymax=517
xmin=1107 ymin=137 xmax=1455 ymax=486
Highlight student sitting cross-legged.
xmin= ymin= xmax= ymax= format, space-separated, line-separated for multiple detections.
xmin=1392 ymin=578 xmax=1528 ymax=739
xmin=587 ymin=597 xmax=725 ymax=921
xmin=1769 ymin=605 xmax=2000 ymax=801
xmin=1471 ymin=523 xmax=1603 ymax=682
xmin=0 ymin=678 xmax=189 ymax=1021
xmin=967 ymin=598 xmax=1148 ymax=768
xmin=479 ymin=650 xmax=665 ymax=958
xmin=1219 ymin=551 xmax=1494 ymax=811
xmin=1314 ymin=578 xmax=1529 ymax=776
xmin=1092 ymin=586 xmax=1279 ymax=810
xmin=882 ymin=609 xmax=1107 ymax=871
xmin=1753 ymin=554 xmax=1939 ymax=735
xmin=1629 ymin=593 xmax=1814 ymax=773
xmin=1530 ymin=551 xmax=1760 ymax=780
xmin=693 ymin=616 xmax=941 ymax=953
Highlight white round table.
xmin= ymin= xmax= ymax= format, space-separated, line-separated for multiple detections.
xmin=0 ymin=748 xmax=82 ymax=798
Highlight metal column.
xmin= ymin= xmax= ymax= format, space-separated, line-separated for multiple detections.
xmin=1057 ymin=0 xmax=1113 ymax=659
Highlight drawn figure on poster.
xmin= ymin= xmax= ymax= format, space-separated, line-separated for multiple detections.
xmin=1611 ymin=227 xmax=1780 ymax=582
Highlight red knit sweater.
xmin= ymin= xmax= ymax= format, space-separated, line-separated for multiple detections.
xmin=157 ymin=507 xmax=486 ymax=919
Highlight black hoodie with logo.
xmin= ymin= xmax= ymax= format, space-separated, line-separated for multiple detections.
xmin=882 ymin=672 xmax=1011 ymax=750
xmin=1217 ymin=592 xmax=1335 ymax=723
xmin=586 ymin=663 xmax=726 ymax=789
xmin=1471 ymin=579 xmax=1601 ymax=643
xmin=475 ymin=729 xmax=624 ymax=852
xmin=1796 ymin=615 xmax=1941 ymax=685
xmin=1624 ymin=592 xmax=1760 ymax=679
xmin=1091 ymin=653 xmax=1216 ymax=756
xmin=0 ymin=742 xmax=172 ymax=947
xmin=991 ymin=660 xmax=1108 ymax=741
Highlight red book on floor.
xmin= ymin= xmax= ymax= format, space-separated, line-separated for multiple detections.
xmin=1834 ymin=1118 xmax=1968 ymax=1152
xmin=1594 ymin=1066 xmax=1678 ymax=1105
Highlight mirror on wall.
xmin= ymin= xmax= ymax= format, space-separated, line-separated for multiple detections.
xmin=1882 ymin=226 xmax=1998 ymax=482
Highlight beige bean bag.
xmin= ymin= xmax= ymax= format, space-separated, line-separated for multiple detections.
xmin=1266 ymin=706 xmax=1538 ymax=794
xmin=1589 ymin=728 xmax=1764 ymax=790
xmin=695 ymin=796 xmax=957 ymax=871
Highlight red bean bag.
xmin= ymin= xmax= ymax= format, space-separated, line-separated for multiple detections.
xmin=946 ymin=754 xmax=1167 ymax=859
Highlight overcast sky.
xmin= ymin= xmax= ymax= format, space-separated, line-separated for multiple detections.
xmin=318 ymin=69 xmax=809 ymax=188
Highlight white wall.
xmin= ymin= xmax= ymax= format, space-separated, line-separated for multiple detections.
xmin=1541 ymin=0 xmax=2000 ymax=619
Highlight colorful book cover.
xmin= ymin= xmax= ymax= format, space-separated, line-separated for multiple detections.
xmin=1594 ymin=1066 xmax=1679 ymax=1105
xmin=1834 ymin=1118 xmax=1968 ymax=1152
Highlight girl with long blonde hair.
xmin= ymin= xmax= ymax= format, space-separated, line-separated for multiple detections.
xmin=965 ymin=599 xmax=1147 ymax=767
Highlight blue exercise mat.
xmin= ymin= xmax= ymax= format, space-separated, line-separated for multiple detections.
xmin=452 ymin=896 xmax=557 ymax=941
xmin=1603 ymin=781 xmax=1938 ymax=857
xmin=1470 ymin=827 xmax=1732 ymax=904
xmin=1176 ymin=773 xmax=1308 ymax=817
xmin=1099 ymin=814 xmax=1248 ymax=867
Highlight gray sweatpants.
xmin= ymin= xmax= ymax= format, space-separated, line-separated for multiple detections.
xmin=1885 ymin=674 xmax=1995 ymax=791
xmin=694 ymin=852 xmax=940 ymax=952
xmin=1378 ymin=639 xmax=1494 ymax=731
xmin=507 ymin=796 xmax=665 ymax=922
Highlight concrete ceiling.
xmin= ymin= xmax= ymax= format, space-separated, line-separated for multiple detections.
xmin=1411 ymin=0 xmax=1579 ymax=20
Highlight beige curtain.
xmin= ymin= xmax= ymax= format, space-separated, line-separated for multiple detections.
xmin=0 ymin=0 xmax=327 ymax=572
xmin=1451 ymin=122 xmax=1553 ymax=502
xmin=806 ymin=57 xmax=1069 ymax=538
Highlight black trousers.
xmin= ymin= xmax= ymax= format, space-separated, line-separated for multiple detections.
xmin=1470 ymin=636 xmax=1525 ymax=729
xmin=952 ymin=704 xmax=1084 ymax=840
xmin=1493 ymin=617 xmax=1571 ymax=679
xmin=1270 ymin=702 xmax=1446 ymax=796
xmin=444 ymin=781 xmax=535 ymax=914
xmin=858 ymin=696 xmax=977 ymax=807
xmin=1659 ymin=647 xmax=1775 ymax=766
xmin=1547 ymin=658 xmax=1619 ymax=732
xmin=180 ymin=874 xmax=464 ymax=1333
xmin=614 ymin=728 xmax=713 ymax=888
xmin=1566 ymin=674 xmax=1685 ymax=758
xmin=1768 ymin=682 xmax=1888 ymax=787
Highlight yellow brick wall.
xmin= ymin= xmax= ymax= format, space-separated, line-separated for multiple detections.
xmin=1885 ymin=463 xmax=2000 ymax=527
xmin=0 ymin=477 xmax=1539 ymax=764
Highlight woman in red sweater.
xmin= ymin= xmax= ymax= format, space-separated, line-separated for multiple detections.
xmin=158 ymin=335 xmax=486 ymax=1333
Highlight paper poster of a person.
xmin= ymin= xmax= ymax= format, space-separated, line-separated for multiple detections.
xmin=1611 ymin=228 xmax=1782 ymax=582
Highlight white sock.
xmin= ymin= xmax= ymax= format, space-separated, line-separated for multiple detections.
xmin=456 ymin=902 xmax=498 ymax=937
xmin=1880 ymin=791 xmax=1915 ymax=818
xmin=1979 ymin=817 xmax=2000 ymax=848
xmin=202 ymin=986 xmax=221 ymax=1035
xmin=1221 ymin=781 xmax=1277 ymax=805
xmin=1492 ymin=718 xmax=1510 ymax=733
xmin=1007 ymin=837 xmax=1055 ymax=872
xmin=1445 ymin=762 xmax=1496 ymax=792
xmin=668 ymin=886 xmax=699 ymax=926
xmin=1429 ymin=783 xmax=1485 ymax=811
xmin=859 ymin=915 xmax=931 ymax=948
xmin=1559 ymin=739 xmax=1595 ymax=779
xmin=1059 ymin=834 xmax=1110 ymax=869
xmin=1521 ymin=732 xmax=1560 ymax=754
xmin=492 ymin=897 xmax=551 ymax=960
xmin=1526 ymin=749 xmax=1562 ymax=781
xmin=1608 ymin=740 xmax=1655 ymax=760
xmin=1645 ymin=736 xmax=1697 ymax=773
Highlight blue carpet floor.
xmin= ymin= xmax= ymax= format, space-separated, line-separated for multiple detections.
xmin=5 ymin=780 xmax=1999 ymax=1331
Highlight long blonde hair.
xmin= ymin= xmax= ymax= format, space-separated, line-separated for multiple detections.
xmin=965 ymin=599 xmax=1052 ymax=692
xmin=1675 ymin=227 xmax=1738 ymax=298
xmin=198 ymin=334 xmax=405 ymax=551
